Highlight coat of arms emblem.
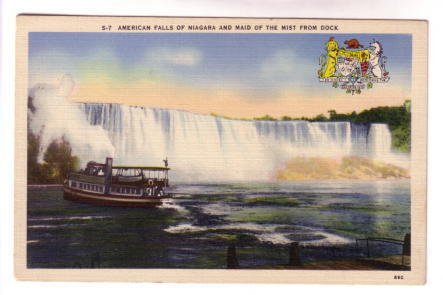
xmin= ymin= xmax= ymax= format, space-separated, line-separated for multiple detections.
xmin=318 ymin=37 xmax=389 ymax=94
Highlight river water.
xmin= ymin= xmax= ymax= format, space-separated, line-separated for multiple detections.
xmin=27 ymin=180 xmax=410 ymax=269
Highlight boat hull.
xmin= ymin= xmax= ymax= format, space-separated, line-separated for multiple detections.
xmin=63 ymin=186 xmax=164 ymax=208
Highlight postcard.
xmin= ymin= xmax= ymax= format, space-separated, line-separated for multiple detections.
xmin=15 ymin=15 xmax=427 ymax=284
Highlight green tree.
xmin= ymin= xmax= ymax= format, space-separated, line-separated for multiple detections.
xmin=311 ymin=114 xmax=328 ymax=122
xmin=27 ymin=131 xmax=44 ymax=183
xmin=43 ymin=138 xmax=79 ymax=183
xmin=281 ymin=115 xmax=292 ymax=121
xmin=254 ymin=114 xmax=277 ymax=121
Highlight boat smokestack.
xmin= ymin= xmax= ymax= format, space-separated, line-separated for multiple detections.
xmin=104 ymin=157 xmax=113 ymax=194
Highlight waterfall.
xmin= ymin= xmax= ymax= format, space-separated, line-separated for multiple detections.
xmin=28 ymin=78 xmax=406 ymax=182
xmin=368 ymin=123 xmax=393 ymax=156
xmin=78 ymin=103 xmax=403 ymax=181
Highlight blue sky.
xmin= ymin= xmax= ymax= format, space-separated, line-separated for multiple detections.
xmin=29 ymin=32 xmax=412 ymax=117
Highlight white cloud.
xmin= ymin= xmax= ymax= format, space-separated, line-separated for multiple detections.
xmin=146 ymin=47 xmax=202 ymax=66
xmin=260 ymin=49 xmax=297 ymax=78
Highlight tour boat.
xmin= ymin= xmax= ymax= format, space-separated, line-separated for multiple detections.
xmin=63 ymin=157 xmax=170 ymax=207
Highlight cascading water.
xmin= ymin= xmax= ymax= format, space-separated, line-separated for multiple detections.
xmin=28 ymin=80 xmax=407 ymax=182
xmin=368 ymin=123 xmax=393 ymax=156
xmin=79 ymin=103 xmax=404 ymax=181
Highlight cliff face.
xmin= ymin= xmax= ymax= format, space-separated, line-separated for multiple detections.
xmin=275 ymin=156 xmax=409 ymax=181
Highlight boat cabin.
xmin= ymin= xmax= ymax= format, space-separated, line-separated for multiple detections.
xmin=66 ymin=157 xmax=170 ymax=198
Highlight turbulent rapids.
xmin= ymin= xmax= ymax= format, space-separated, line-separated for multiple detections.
xmin=29 ymin=81 xmax=408 ymax=182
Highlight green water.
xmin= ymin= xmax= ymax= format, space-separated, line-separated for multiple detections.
xmin=27 ymin=180 xmax=410 ymax=268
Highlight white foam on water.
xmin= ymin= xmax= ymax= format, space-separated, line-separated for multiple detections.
xmin=164 ymin=222 xmax=278 ymax=235
xmin=28 ymin=225 xmax=60 ymax=229
xmin=158 ymin=199 xmax=190 ymax=214
xmin=200 ymin=203 xmax=236 ymax=216
xmin=28 ymin=215 xmax=110 ymax=222
xmin=220 ymin=222 xmax=277 ymax=232
xmin=165 ymin=222 xmax=353 ymax=246
xmin=164 ymin=223 xmax=208 ymax=234
xmin=28 ymin=222 xmax=100 ymax=229
xmin=300 ymin=230 xmax=353 ymax=246
xmin=256 ymin=233 xmax=292 ymax=245
xmin=164 ymin=222 xmax=281 ymax=242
